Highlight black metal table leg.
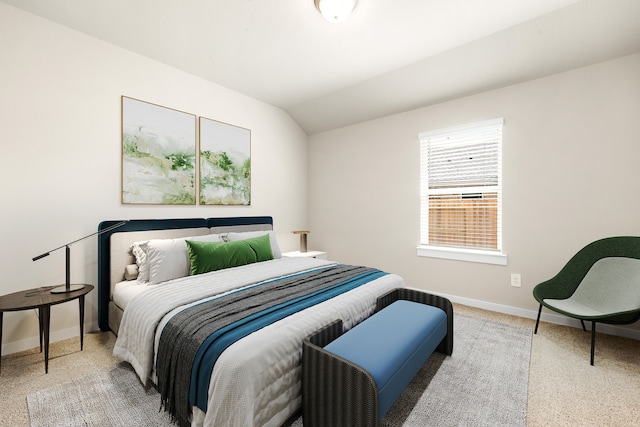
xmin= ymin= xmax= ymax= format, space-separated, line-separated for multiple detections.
xmin=40 ymin=306 xmax=51 ymax=374
xmin=79 ymin=295 xmax=85 ymax=351
xmin=0 ymin=312 xmax=3 ymax=374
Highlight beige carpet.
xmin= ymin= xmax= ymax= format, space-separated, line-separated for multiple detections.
xmin=2 ymin=303 xmax=640 ymax=426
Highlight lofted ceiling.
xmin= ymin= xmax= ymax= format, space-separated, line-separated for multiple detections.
xmin=3 ymin=0 xmax=640 ymax=134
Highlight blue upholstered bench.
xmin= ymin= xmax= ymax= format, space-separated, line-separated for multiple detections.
xmin=302 ymin=288 xmax=453 ymax=427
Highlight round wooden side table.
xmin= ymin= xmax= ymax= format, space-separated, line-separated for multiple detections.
xmin=0 ymin=284 xmax=93 ymax=374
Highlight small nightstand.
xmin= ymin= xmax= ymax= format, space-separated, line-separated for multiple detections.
xmin=0 ymin=284 xmax=93 ymax=374
xmin=282 ymin=251 xmax=327 ymax=260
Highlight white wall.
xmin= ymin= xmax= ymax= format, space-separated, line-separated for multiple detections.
xmin=0 ymin=4 xmax=309 ymax=354
xmin=309 ymin=53 xmax=640 ymax=332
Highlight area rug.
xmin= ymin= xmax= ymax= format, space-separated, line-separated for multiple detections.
xmin=27 ymin=362 xmax=176 ymax=427
xmin=27 ymin=313 xmax=531 ymax=427
xmin=379 ymin=313 xmax=531 ymax=426
xmin=286 ymin=313 xmax=532 ymax=427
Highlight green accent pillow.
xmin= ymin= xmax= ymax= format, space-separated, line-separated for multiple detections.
xmin=186 ymin=234 xmax=274 ymax=275
xmin=245 ymin=233 xmax=275 ymax=262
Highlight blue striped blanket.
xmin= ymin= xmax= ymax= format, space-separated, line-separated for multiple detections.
xmin=156 ymin=264 xmax=387 ymax=426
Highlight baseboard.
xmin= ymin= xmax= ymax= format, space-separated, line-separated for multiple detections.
xmin=410 ymin=287 xmax=640 ymax=341
xmin=1 ymin=321 xmax=99 ymax=356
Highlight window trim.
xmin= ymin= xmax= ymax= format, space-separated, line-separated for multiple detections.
xmin=417 ymin=244 xmax=508 ymax=265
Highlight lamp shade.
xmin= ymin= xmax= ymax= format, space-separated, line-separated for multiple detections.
xmin=314 ymin=0 xmax=358 ymax=24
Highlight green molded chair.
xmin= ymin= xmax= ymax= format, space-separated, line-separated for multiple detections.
xmin=533 ymin=236 xmax=640 ymax=365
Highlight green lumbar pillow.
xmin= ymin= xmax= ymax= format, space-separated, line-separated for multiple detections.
xmin=186 ymin=234 xmax=274 ymax=275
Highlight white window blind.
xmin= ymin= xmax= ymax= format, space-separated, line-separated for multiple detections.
xmin=419 ymin=118 xmax=503 ymax=254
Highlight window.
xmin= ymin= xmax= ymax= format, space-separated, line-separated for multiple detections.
xmin=418 ymin=118 xmax=506 ymax=265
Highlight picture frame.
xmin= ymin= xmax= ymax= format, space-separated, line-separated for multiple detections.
xmin=121 ymin=96 xmax=197 ymax=205
xmin=199 ymin=116 xmax=251 ymax=205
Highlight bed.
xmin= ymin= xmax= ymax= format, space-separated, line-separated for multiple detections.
xmin=97 ymin=217 xmax=406 ymax=427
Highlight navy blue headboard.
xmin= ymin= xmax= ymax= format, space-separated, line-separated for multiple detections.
xmin=97 ymin=216 xmax=273 ymax=331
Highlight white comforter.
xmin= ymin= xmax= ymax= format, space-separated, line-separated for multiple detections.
xmin=113 ymin=257 xmax=405 ymax=427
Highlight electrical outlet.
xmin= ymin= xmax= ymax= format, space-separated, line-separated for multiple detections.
xmin=511 ymin=273 xmax=522 ymax=288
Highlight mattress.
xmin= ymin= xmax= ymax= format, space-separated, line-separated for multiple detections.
xmin=112 ymin=280 xmax=151 ymax=310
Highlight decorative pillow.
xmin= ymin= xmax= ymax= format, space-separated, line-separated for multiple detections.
xmin=245 ymin=233 xmax=275 ymax=262
xmin=225 ymin=231 xmax=282 ymax=259
xmin=145 ymin=233 xmax=223 ymax=284
xmin=130 ymin=241 xmax=150 ymax=282
xmin=186 ymin=234 xmax=274 ymax=275
xmin=124 ymin=264 xmax=139 ymax=281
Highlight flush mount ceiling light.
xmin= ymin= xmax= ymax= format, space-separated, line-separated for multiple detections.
xmin=314 ymin=0 xmax=358 ymax=24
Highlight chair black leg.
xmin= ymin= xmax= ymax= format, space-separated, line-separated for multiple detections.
xmin=590 ymin=321 xmax=596 ymax=366
xmin=534 ymin=304 xmax=542 ymax=334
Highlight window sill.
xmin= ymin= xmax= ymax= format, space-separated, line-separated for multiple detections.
xmin=417 ymin=245 xmax=508 ymax=265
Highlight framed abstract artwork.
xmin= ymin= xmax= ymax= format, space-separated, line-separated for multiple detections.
xmin=121 ymin=96 xmax=197 ymax=205
xmin=199 ymin=116 xmax=251 ymax=205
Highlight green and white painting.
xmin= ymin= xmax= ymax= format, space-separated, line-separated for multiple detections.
xmin=199 ymin=117 xmax=251 ymax=205
xmin=122 ymin=97 xmax=196 ymax=204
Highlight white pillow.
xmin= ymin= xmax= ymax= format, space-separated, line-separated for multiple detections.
xmin=146 ymin=234 xmax=223 ymax=284
xmin=225 ymin=231 xmax=281 ymax=259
